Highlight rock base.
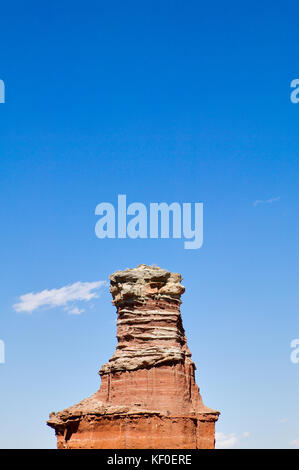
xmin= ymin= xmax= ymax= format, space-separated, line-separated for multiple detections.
xmin=55 ymin=414 xmax=216 ymax=449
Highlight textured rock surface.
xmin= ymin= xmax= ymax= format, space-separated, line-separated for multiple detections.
xmin=47 ymin=265 xmax=219 ymax=448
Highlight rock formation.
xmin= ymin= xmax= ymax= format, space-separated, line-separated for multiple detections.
xmin=47 ymin=265 xmax=219 ymax=448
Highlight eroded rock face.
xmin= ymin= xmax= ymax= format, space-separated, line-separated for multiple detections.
xmin=47 ymin=265 xmax=219 ymax=449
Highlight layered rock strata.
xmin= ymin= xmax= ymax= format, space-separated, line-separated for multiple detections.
xmin=47 ymin=265 xmax=219 ymax=448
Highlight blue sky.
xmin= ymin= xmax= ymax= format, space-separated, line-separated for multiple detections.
xmin=0 ymin=0 xmax=299 ymax=448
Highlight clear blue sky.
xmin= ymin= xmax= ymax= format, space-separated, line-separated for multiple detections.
xmin=0 ymin=0 xmax=298 ymax=448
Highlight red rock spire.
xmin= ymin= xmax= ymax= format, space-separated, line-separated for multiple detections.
xmin=47 ymin=265 xmax=219 ymax=448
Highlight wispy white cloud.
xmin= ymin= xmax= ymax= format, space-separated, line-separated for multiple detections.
xmin=65 ymin=306 xmax=85 ymax=315
xmin=253 ymin=196 xmax=280 ymax=206
xmin=290 ymin=439 xmax=299 ymax=448
xmin=13 ymin=280 xmax=106 ymax=314
xmin=215 ymin=432 xmax=238 ymax=449
xmin=279 ymin=418 xmax=288 ymax=424
xmin=215 ymin=431 xmax=250 ymax=449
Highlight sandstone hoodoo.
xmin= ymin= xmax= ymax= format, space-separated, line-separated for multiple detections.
xmin=47 ymin=265 xmax=219 ymax=448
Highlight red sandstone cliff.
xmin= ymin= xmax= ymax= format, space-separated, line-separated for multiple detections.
xmin=47 ymin=265 xmax=219 ymax=448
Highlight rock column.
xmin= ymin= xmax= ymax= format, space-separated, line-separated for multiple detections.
xmin=47 ymin=265 xmax=219 ymax=449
